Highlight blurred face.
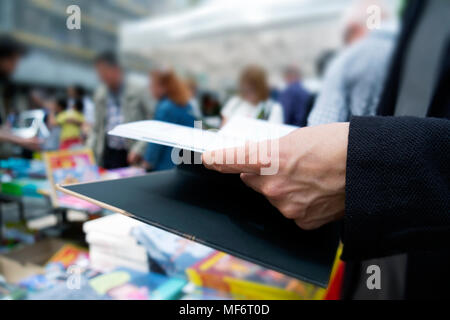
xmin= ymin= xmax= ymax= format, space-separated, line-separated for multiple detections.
xmin=67 ymin=87 xmax=76 ymax=99
xmin=284 ymin=72 xmax=299 ymax=84
xmin=150 ymin=76 xmax=166 ymax=100
xmin=0 ymin=54 xmax=21 ymax=78
xmin=95 ymin=62 xmax=122 ymax=91
xmin=344 ymin=24 xmax=368 ymax=46
xmin=241 ymin=82 xmax=260 ymax=106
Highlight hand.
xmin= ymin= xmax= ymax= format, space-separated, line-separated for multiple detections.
xmin=127 ymin=151 xmax=142 ymax=165
xmin=17 ymin=136 xmax=42 ymax=151
xmin=202 ymin=123 xmax=349 ymax=230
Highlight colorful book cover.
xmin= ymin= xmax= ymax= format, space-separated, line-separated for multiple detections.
xmin=0 ymin=279 xmax=27 ymax=300
xmin=48 ymin=244 xmax=89 ymax=269
xmin=44 ymin=148 xmax=95 ymax=171
xmin=131 ymin=224 xmax=214 ymax=277
xmin=0 ymin=178 xmax=49 ymax=197
xmin=89 ymin=268 xmax=187 ymax=300
xmin=103 ymin=167 xmax=146 ymax=180
xmin=44 ymin=148 xmax=101 ymax=212
xmin=186 ymin=252 xmax=326 ymax=300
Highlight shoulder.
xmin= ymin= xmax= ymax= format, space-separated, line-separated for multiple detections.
xmin=56 ymin=112 xmax=67 ymax=122
xmin=341 ymin=31 xmax=397 ymax=70
xmin=155 ymin=99 xmax=175 ymax=117
xmin=75 ymin=111 xmax=85 ymax=120
xmin=159 ymin=99 xmax=175 ymax=110
xmin=285 ymin=83 xmax=309 ymax=97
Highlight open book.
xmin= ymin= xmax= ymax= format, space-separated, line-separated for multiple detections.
xmin=58 ymin=118 xmax=340 ymax=287
xmin=108 ymin=117 xmax=298 ymax=153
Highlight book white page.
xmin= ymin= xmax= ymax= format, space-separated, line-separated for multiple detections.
xmin=219 ymin=117 xmax=298 ymax=141
xmin=108 ymin=117 xmax=298 ymax=153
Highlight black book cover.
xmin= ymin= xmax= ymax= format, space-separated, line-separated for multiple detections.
xmin=59 ymin=156 xmax=340 ymax=287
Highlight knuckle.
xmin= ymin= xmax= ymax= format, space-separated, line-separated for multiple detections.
xmin=295 ymin=218 xmax=321 ymax=230
xmin=262 ymin=181 xmax=281 ymax=197
xmin=281 ymin=206 xmax=301 ymax=220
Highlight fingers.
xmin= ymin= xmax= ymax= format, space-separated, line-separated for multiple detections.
xmin=202 ymin=140 xmax=275 ymax=175
xmin=242 ymin=170 xmax=326 ymax=231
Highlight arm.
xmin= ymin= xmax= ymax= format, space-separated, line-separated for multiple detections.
xmin=342 ymin=116 xmax=450 ymax=261
xmin=279 ymin=90 xmax=295 ymax=124
xmin=143 ymin=106 xmax=169 ymax=169
xmin=202 ymin=116 xmax=450 ymax=260
xmin=86 ymin=91 xmax=103 ymax=152
xmin=64 ymin=113 xmax=84 ymax=126
xmin=44 ymin=101 xmax=59 ymax=128
xmin=144 ymin=142 xmax=165 ymax=171
xmin=307 ymin=54 xmax=349 ymax=127
xmin=0 ymin=129 xmax=41 ymax=150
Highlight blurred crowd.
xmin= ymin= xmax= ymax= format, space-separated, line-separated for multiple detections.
xmin=1 ymin=0 xmax=396 ymax=172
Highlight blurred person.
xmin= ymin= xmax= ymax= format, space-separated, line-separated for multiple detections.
xmin=308 ymin=0 xmax=396 ymax=126
xmin=0 ymin=35 xmax=41 ymax=157
xmin=279 ymin=65 xmax=312 ymax=127
xmin=185 ymin=77 xmax=202 ymax=119
xmin=29 ymin=89 xmax=48 ymax=110
xmin=201 ymin=92 xmax=221 ymax=117
xmin=221 ymin=65 xmax=284 ymax=125
xmin=342 ymin=0 xmax=390 ymax=46
xmin=89 ymin=52 xmax=155 ymax=169
xmin=67 ymin=85 xmax=95 ymax=133
xmin=144 ymin=69 xmax=196 ymax=171
xmin=316 ymin=50 xmax=337 ymax=79
xmin=46 ymin=96 xmax=84 ymax=150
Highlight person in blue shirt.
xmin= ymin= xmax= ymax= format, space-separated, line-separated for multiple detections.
xmin=279 ymin=66 xmax=312 ymax=127
xmin=144 ymin=69 xmax=196 ymax=171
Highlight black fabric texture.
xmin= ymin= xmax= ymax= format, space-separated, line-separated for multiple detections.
xmin=343 ymin=116 xmax=450 ymax=261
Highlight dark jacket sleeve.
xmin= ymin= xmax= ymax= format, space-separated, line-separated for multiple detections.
xmin=341 ymin=116 xmax=450 ymax=261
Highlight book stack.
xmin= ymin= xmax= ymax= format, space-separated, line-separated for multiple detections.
xmin=130 ymin=224 xmax=214 ymax=277
xmin=83 ymin=214 xmax=150 ymax=273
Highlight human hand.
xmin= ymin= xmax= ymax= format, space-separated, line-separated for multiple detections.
xmin=202 ymin=123 xmax=349 ymax=230
xmin=17 ymin=136 xmax=42 ymax=151
xmin=127 ymin=151 xmax=142 ymax=165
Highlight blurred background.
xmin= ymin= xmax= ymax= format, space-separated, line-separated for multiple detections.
xmin=2 ymin=0 xmax=400 ymax=101
xmin=0 ymin=0 xmax=403 ymax=301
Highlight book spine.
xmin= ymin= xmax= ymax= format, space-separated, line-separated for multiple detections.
xmin=89 ymin=246 xmax=147 ymax=264
xmin=90 ymin=250 xmax=149 ymax=273
xmin=86 ymin=232 xmax=140 ymax=251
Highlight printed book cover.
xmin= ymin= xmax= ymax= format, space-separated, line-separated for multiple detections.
xmin=187 ymin=252 xmax=325 ymax=300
